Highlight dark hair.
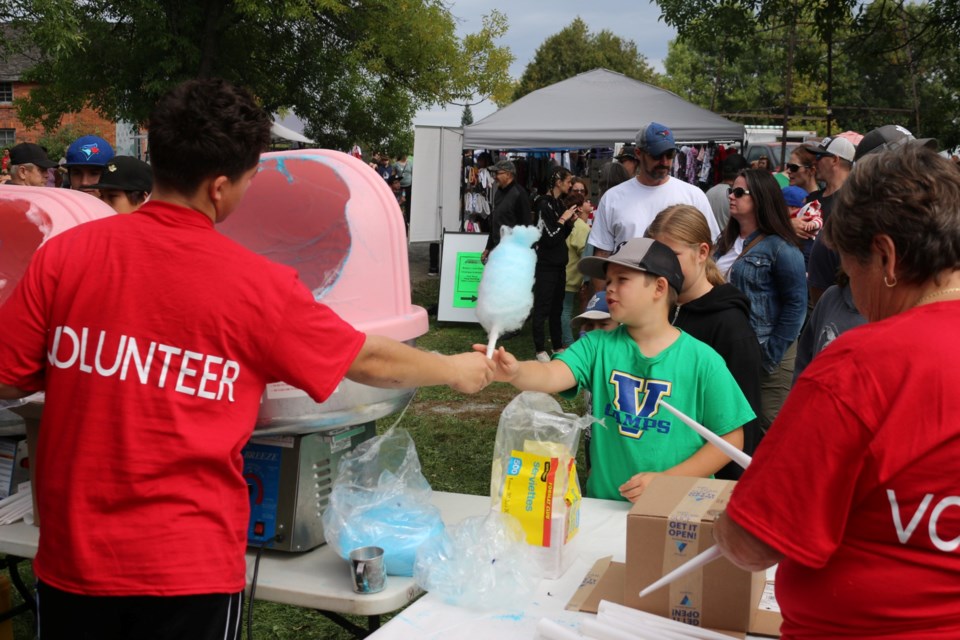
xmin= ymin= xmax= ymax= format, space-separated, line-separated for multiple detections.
xmin=547 ymin=167 xmax=572 ymax=193
xmin=825 ymin=145 xmax=960 ymax=286
xmin=563 ymin=192 xmax=585 ymax=209
xmin=716 ymin=169 xmax=800 ymax=254
xmin=598 ymin=161 xmax=630 ymax=195
xmin=126 ymin=190 xmax=149 ymax=205
xmin=147 ymin=78 xmax=271 ymax=195
xmin=721 ymin=154 xmax=748 ymax=180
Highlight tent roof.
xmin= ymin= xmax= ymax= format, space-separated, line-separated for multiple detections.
xmin=463 ymin=69 xmax=744 ymax=150
xmin=271 ymin=121 xmax=315 ymax=144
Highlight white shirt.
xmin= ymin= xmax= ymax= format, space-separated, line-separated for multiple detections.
xmin=716 ymin=236 xmax=745 ymax=279
xmin=588 ymin=176 xmax=719 ymax=252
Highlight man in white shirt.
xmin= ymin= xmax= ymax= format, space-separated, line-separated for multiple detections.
xmin=589 ymin=123 xmax=719 ymax=281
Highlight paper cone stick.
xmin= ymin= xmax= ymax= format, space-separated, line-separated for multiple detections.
xmin=535 ymin=618 xmax=584 ymax=640
xmin=598 ymin=601 xmax=736 ymax=640
xmin=660 ymin=401 xmax=751 ymax=470
xmin=485 ymin=327 xmax=500 ymax=359
xmin=638 ymin=545 xmax=723 ymax=598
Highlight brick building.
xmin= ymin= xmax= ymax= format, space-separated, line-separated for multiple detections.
xmin=1 ymin=40 xmax=118 ymax=155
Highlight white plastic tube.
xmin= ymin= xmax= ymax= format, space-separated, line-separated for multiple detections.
xmin=581 ymin=618 xmax=659 ymax=640
xmin=536 ymin=618 xmax=584 ymax=640
xmin=637 ymin=546 xmax=723 ymax=598
xmin=595 ymin=610 xmax=703 ymax=640
xmin=660 ymin=401 xmax=752 ymax=470
xmin=597 ymin=600 xmax=735 ymax=640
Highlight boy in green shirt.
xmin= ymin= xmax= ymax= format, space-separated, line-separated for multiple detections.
xmin=482 ymin=238 xmax=753 ymax=502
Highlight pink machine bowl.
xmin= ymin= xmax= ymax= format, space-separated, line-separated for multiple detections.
xmin=219 ymin=149 xmax=429 ymax=434
xmin=0 ymin=186 xmax=116 ymax=308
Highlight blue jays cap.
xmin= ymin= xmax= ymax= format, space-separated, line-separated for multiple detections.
xmin=634 ymin=122 xmax=676 ymax=157
xmin=576 ymin=292 xmax=610 ymax=320
xmin=781 ymin=185 xmax=808 ymax=208
xmin=64 ymin=135 xmax=115 ymax=168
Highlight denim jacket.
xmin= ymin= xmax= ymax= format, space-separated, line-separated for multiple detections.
xmin=721 ymin=231 xmax=807 ymax=373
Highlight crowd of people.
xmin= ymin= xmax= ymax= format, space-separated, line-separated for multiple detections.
xmin=476 ymin=119 xmax=960 ymax=638
xmin=3 ymin=84 xmax=959 ymax=638
xmin=1 ymin=136 xmax=153 ymax=214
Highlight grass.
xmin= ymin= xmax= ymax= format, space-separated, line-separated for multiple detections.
xmin=5 ymin=271 xmax=588 ymax=640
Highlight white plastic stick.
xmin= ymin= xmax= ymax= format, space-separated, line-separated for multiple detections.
xmin=485 ymin=327 xmax=500 ymax=359
xmin=660 ymin=401 xmax=752 ymax=470
xmin=595 ymin=610 xmax=702 ymax=640
xmin=637 ymin=545 xmax=723 ymax=599
xmin=536 ymin=618 xmax=584 ymax=640
xmin=598 ymin=600 xmax=735 ymax=640
xmin=581 ymin=618 xmax=659 ymax=640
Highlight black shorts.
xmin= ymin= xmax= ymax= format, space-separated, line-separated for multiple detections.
xmin=37 ymin=581 xmax=243 ymax=640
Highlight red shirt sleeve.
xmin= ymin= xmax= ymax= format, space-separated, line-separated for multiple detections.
xmin=260 ymin=279 xmax=366 ymax=403
xmin=726 ymin=374 xmax=874 ymax=568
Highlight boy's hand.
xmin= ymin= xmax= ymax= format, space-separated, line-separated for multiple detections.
xmin=619 ymin=472 xmax=662 ymax=502
xmin=472 ymin=344 xmax=520 ymax=382
xmin=447 ymin=352 xmax=496 ymax=393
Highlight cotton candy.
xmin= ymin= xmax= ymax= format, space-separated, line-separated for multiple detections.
xmin=476 ymin=225 xmax=541 ymax=357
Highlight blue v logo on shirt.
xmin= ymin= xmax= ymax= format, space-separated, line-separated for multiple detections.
xmin=604 ymin=371 xmax=673 ymax=439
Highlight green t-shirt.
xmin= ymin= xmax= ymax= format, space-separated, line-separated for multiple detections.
xmin=556 ymin=326 xmax=755 ymax=501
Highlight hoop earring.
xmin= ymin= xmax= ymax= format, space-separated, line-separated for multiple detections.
xmin=883 ymin=275 xmax=898 ymax=288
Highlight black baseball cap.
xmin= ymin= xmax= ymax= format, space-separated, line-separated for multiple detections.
xmin=81 ymin=156 xmax=153 ymax=192
xmin=578 ymin=238 xmax=684 ymax=294
xmin=854 ymin=124 xmax=938 ymax=162
xmin=9 ymin=143 xmax=58 ymax=169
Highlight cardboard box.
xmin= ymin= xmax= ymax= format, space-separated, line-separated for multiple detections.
xmin=626 ymin=476 xmax=763 ymax=632
xmin=568 ymin=475 xmax=781 ymax=637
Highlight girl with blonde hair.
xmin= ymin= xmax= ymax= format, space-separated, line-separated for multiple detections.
xmin=646 ymin=204 xmax=764 ymax=473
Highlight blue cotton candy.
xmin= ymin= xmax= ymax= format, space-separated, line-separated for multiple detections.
xmin=476 ymin=225 xmax=540 ymax=346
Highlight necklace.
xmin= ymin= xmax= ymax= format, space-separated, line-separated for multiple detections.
xmin=917 ymin=287 xmax=960 ymax=305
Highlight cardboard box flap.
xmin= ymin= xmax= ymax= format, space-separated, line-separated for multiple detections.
xmin=627 ymin=476 xmax=734 ymax=524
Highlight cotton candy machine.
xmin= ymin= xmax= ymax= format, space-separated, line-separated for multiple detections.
xmin=221 ymin=149 xmax=428 ymax=550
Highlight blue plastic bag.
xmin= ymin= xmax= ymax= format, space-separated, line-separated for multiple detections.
xmin=322 ymin=427 xmax=443 ymax=576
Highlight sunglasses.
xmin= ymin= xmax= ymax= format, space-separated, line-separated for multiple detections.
xmin=786 ymin=163 xmax=811 ymax=172
xmin=649 ymin=150 xmax=677 ymax=161
xmin=571 ymin=188 xmax=586 ymax=193
xmin=730 ymin=187 xmax=751 ymax=198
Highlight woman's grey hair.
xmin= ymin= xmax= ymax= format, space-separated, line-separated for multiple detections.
xmin=825 ymin=145 xmax=960 ymax=285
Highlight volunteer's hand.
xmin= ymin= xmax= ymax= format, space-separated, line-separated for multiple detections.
xmin=472 ymin=344 xmax=520 ymax=383
xmin=480 ymin=249 xmax=490 ymax=265
xmin=619 ymin=471 xmax=661 ymax=502
xmin=447 ymin=351 xmax=496 ymax=393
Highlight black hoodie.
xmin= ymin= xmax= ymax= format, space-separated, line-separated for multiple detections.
xmin=672 ymin=283 xmax=763 ymax=479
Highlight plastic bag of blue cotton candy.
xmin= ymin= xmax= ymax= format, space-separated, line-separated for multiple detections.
xmin=322 ymin=427 xmax=444 ymax=577
xmin=413 ymin=510 xmax=542 ymax=610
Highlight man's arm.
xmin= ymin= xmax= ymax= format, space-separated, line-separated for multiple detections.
xmin=713 ymin=510 xmax=784 ymax=572
xmin=0 ymin=383 xmax=31 ymax=401
xmin=347 ymin=335 xmax=494 ymax=394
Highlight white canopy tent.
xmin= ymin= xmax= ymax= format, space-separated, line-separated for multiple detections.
xmin=463 ymin=69 xmax=744 ymax=149
xmin=270 ymin=121 xmax=315 ymax=145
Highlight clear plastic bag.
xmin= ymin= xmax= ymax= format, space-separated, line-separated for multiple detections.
xmin=489 ymin=392 xmax=592 ymax=578
xmin=322 ymin=427 xmax=443 ymax=577
xmin=413 ymin=511 xmax=542 ymax=610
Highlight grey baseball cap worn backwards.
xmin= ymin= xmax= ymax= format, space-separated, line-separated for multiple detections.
xmin=578 ymin=238 xmax=684 ymax=294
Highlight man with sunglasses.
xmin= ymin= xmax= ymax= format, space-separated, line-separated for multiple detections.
xmin=801 ymin=136 xmax=856 ymax=306
xmin=588 ymin=123 xmax=718 ymax=281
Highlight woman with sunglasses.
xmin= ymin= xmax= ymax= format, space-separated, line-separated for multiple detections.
xmin=715 ymin=170 xmax=807 ymax=427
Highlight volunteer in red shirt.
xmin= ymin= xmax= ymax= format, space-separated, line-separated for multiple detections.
xmin=713 ymin=145 xmax=960 ymax=639
xmin=0 ymin=78 xmax=494 ymax=640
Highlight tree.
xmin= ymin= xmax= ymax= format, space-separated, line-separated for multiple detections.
xmin=461 ymin=104 xmax=474 ymax=127
xmin=511 ymin=17 xmax=659 ymax=101
xmin=3 ymin=1 xmax=514 ymax=152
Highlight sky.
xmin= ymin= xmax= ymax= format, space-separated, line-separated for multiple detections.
xmin=413 ymin=0 xmax=677 ymax=127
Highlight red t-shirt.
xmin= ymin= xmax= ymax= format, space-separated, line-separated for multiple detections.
xmin=0 ymin=201 xmax=365 ymax=596
xmin=727 ymin=301 xmax=960 ymax=639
